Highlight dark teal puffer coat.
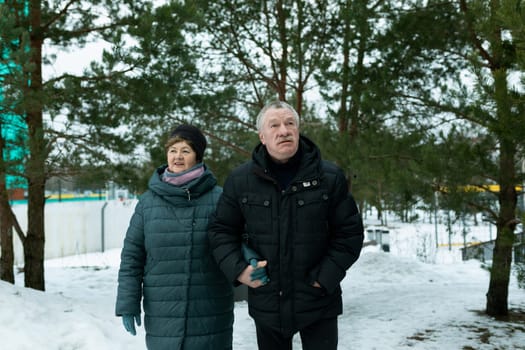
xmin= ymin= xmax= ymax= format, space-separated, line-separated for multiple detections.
xmin=116 ymin=165 xmax=234 ymax=350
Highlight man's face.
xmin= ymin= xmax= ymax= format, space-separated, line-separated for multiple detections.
xmin=259 ymin=107 xmax=299 ymax=163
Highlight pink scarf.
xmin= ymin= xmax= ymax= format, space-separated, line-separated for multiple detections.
xmin=162 ymin=164 xmax=205 ymax=186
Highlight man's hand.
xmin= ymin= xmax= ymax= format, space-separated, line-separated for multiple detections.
xmin=237 ymin=260 xmax=268 ymax=288
xmin=312 ymin=281 xmax=322 ymax=288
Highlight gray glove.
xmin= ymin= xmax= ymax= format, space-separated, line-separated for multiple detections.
xmin=241 ymin=243 xmax=269 ymax=284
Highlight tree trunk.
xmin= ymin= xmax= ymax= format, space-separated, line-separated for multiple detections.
xmin=0 ymin=226 xmax=15 ymax=284
xmin=0 ymin=127 xmax=15 ymax=284
xmin=275 ymin=0 xmax=288 ymax=102
xmin=486 ymin=225 xmax=514 ymax=315
xmin=23 ymin=175 xmax=46 ymax=290
xmin=0 ymin=183 xmax=15 ymax=284
xmin=486 ymin=152 xmax=517 ymax=316
xmin=338 ymin=0 xmax=350 ymax=134
xmin=486 ymin=69 xmax=518 ymax=316
xmin=23 ymin=0 xmax=46 ymax=291
xmin=347 ymin=0 xmax=367 ymax=142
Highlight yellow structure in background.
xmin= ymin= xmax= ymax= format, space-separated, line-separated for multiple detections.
xmin=45 ymin=192 xmax=106 ymax=201
xmin=460 ymin=184 xmax=523 ymax=193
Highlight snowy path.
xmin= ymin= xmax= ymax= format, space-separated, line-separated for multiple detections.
xmin=4 ymin=248 xmax=525 ymax=349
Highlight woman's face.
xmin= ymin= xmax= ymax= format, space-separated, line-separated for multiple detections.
xmin=166 ymin=141 xmax=198 ymax=173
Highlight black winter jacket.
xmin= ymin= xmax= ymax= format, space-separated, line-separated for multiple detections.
xmin=209 ymin=136 xmax=364 ymax=336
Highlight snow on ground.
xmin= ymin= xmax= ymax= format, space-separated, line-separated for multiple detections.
xmin=1 ymin=220 xmax=524 ymax=349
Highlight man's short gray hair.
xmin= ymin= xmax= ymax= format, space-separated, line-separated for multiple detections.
xmin=256 ymin=101 xmax=300 ymax=132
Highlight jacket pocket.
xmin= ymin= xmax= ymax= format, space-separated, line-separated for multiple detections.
xmin=239 ymin=193 xmax=272 ymax=236
xmin=295 ymin=191 xmax=330 ymax=241
xmin=295 ymin=279 xmax=327 ymax=302
xmin=248 ymin=282 xmax=279 ymax=313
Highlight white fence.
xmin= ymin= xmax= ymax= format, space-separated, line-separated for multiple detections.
xmin=10 ymin=199 xmax=137 ymax=266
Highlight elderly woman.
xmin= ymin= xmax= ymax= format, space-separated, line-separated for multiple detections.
xmin=115 ymin=124 xmax=233 ymax=350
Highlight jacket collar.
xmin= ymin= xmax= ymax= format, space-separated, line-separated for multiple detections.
xmin=148 ymin=164 xmax=217 ymax=201
xmin=252 ymin=134 xmax=323 ymax=183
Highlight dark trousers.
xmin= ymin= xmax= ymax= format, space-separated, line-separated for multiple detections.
xmin=255 ymin=317 xmax=338 ymax=350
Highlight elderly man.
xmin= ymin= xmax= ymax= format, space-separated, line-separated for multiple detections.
xmin=209 ymin=101 xmax=364 ymax=350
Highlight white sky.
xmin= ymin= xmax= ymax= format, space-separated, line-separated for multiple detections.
xmin=1 ymin=213 xmax=524 ymax=349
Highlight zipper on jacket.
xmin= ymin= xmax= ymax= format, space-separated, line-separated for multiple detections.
xmin=185 ymin=188 xmax=191 ymax=201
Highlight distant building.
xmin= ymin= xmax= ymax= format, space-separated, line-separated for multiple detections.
xmin=461 ymin=231 xmax=525 ymax=264
xmin=0 ymin=0 xmax=29 ymax=200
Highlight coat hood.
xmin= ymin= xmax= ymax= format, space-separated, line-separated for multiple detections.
xmin=147 ymin=164 xmax=217 ymax=205
xmin=252 ymin=134 xmax=323 ymax=181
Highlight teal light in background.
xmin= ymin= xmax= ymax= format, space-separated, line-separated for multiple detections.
xmin=0 ymin=0 xmax=29 ymax=191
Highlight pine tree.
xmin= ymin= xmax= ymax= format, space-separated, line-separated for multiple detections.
xmin=0 ymin=0 xmax=201 ymax=290
xmin=374 ymin=0 xmax=525 ymax=316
